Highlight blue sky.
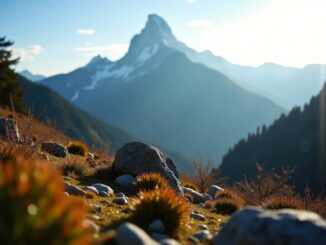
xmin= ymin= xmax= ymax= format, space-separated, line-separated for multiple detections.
xmin=1 ymin=0 xmax=326 ymax=75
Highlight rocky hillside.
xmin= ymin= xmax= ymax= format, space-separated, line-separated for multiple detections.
xmin=219 ymin=83 xmax=326 ymax=193
xmin=0 ymin=116 xmax=325 ymax=244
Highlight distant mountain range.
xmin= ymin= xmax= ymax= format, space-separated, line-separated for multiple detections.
xmin=219 ymin=83 xmax=326 ymax=193
xmin=18 ymin=75 xmax=194 ymax=172
xmin=39 ymin=14 xmax=284 ymax=161
xmin=20 ymin=70 xmax=46 ymax=82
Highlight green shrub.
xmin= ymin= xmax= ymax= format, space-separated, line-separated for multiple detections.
xmin=67 ymin=141 xmax=88 ymax=157
xmin=0 ymin=155 xmax=92 ymax=244
xmin=130 ymin=189 xmax=189 ymax=237
xmin=214 ymin=198 xmax=240 ymax=215
xmin=263 ymin=196 xmax=303 ymax=210
xmin=135 ymin=173 xmax=169 ymax=192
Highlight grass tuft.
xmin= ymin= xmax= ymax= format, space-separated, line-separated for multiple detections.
xmin=67 ymin=141 xmax=88 ymax=157
xmin=130 ymin=188 xmax=189 ymax=237
xmin=135 ymin=173 xmax=170 ymax=192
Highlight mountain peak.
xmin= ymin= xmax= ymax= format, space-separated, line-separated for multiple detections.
xmin=145 ymin=14 xmax=172 ymax=34
xmin=139 ymin=14 xmax=175 ymax=43
xmin=87 ymin=55 xmax=111 ymax=67
xmin=20 ymin=69 xmax=46 ymax=82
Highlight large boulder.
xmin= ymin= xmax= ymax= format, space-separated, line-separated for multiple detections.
xmin=113 ymin=142 xmax=183 ymax=195
xmin=41 ymin=141 xmax=68 ymax=157
xmin=214 ymin=207 xmax=326 ymax=245
xmin=0 ymin=117 xmax=20 ymax=142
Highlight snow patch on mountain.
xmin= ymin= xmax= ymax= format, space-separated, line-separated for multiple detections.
xmin=71 ymin=91 xmax=79 ymax=102
xmin=138 ymin=43 xmax=159 ymax=65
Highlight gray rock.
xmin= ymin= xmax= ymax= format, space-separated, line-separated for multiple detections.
xmin=191 ymin=213 xmax=206 ymax=221
xmin=84 ymin=186 xmax=99 ymax=195
xmin=117 ymin=192 xmax=126 ymax=198
xmin=113 ymin=142 xmax=183 ymax=195
xmin=0 ymin=117 xmax=20 ymax=142
xmin=41 ymin=141 xmax=68 ymax=157
xmin=23 ymin=136 xmax=33 ymax=146
xmin=116 ymin=222 xmax=159 ymax=245
xmin=87 ymin=152 xmax=95 ymax=161
xmin=113 ymin=196 xmax=128 ymax=205
xmin=91 ymin=205 xmax=102 ymax=213
xmin=214 ymin=207 xmax=326 ymax=245
xmin=207 ymin=185 xmax=224 ymax=198
xmin=149 ymin=219 xmax=165 ymax=233
xmin=115 ymin=174 xmax=136 ymax=188
xmin=151 ymin=232 xmax=169 ymax=241
xmin=99 ymin=191 xmax=109 ymax=197
xmin=83 ymin=219 xmax=100 ymax=233
xmin=37 ymin=153 xmax=49 ymax=161
xmin=193 ymin=230 xmax=212 ymax=241
xmin=198 ymin=224 xmax=208 ymax=230
xmin=187 ymin=236 xmax=200 ymax=244
xmin=100 ymin=200 xmax=111 ymax=205
xmin=92 ymin=183 xmax=114 ymax=195
xmin=65 ymin=183 xmax=86 ymax=196
xmin=160 ymin=239 xmax=181 ymax=245
xmin=183 ymin=187 xmax=212 ymax=204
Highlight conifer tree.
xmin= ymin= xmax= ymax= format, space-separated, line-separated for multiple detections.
xmin=0 ymin=36 xmax=25 ymax=112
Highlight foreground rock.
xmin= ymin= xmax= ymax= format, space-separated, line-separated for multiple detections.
xmin=214 ymin=207 xmax=326 ymax=245
xmin=183 ymin=187 xmax=212 ymax=204
xmin=207 ymin=185 xmax=224 ymax=197
xmin=41 ymin=141 xmax=68 ymax=157
xmin=65 ymin=183 xmax=86 ymax=196
xmin=0 ymin=117 xmax=20 ymax=142
xmin=113 ymin=142 xmax=183 ymax=195
xmin=92 ymin=183 xmax=114 ymax=196
xmin=116 ymin=222 xmax=159 ymax=245
xmin=115 ymin=174 xmax=136 ymax=188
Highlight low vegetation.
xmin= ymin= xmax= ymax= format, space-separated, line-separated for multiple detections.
xmin=135 ymin=172 xmax=169 ymax=192
xmin=213 ymin=198 xmax=241 ymax=215
xmin=130 ymin=188 xmax=190 ymax=237
xmin=67 ymin=141 xmax=88 ymax=156
xmin=262 ymin=196 xmax=303 ymax=210
xmin=58 ymin=156 xmax=91 ymax=178
xmin=0 ymin=155 xmax=92 ymax=244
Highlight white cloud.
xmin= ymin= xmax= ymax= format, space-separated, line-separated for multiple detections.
xmin=76 ymin=28 xmax=96 ymax=35
xmin=187 ymin=19 xmax=214 ymax=29
xmin=12 ymin=44 xmax=43 ymax=61
xmin=74 ymin=43 xmax=129 ymax=60
xmin=187 ymin=0 xmax=198 ymax=4
xmin=186 ymin=0 xmax=326 ymax=67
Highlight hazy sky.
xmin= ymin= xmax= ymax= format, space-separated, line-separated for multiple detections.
xmin=1 ymin=0 xmax=325 ymax=76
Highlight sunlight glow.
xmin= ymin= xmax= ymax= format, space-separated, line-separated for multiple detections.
xmin=186 ymin=0 xmax=326 ymax=68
